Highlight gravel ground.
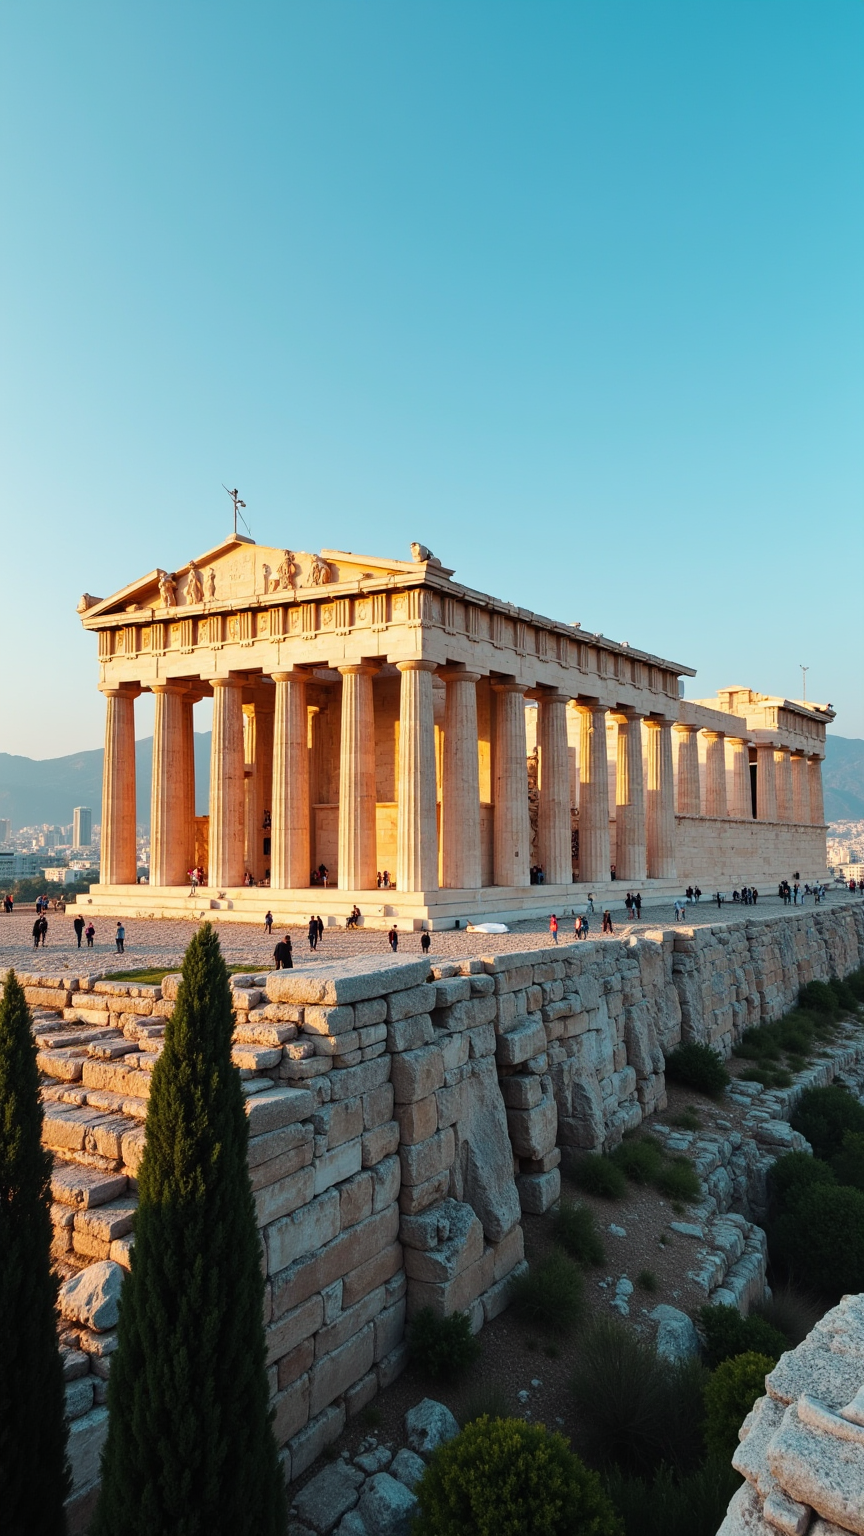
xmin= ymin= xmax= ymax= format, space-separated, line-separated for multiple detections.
xmin=1 ymin=888 xmax=858 ymax=975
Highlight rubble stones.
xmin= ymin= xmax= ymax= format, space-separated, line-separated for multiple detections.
xmin=404 ymin=1398 xmax=460 ymax=1459
xmin=59 ymin=1260 xmax=123 ymax=1332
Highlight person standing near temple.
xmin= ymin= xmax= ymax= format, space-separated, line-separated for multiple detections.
xmin=73 ymin=914 xmax=85 ymax=947
xmin=602 ymin=910 xmax=614 ymax=933
xmin=420 ymin=931 xmax=431 ymax=954
xmin=307 ymin=916 xmax=318 ymax=951
xmin=273 ymin=934 xmax=293 ymax=970
xmin=85 ymin=922 xmax=95 ymax=947
xmin=115 ymin=922 xmax=125 ymax=954
xmin=264 ymin=910 xmax=273 ymax=934
xmin=316 ymin=915 xmax=324 ymax=944
xmin=634 ymin=892 xmax=642 ymax=918
xmin=388 ymin=925 xmax=398 ymax=951
xmin=549 ymin=914 xmax=558 ymax=944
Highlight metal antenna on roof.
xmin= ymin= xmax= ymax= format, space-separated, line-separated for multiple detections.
xmin=223 ymin=485 xmax=250 ymax=538
xmin=800 ymin=664 xmax=809 ymax=701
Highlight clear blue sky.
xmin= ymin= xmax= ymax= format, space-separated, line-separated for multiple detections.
xmin=2 ymin=1 xmax=862 ymax=757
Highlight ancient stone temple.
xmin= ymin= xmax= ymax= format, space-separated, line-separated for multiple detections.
xmin=76 ymin=536 xmax=833 ymax=925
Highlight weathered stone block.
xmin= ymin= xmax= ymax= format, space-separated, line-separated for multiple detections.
xmin=245 ymin=1087 xmax=314 ymax=1135
xmin=371 ymin=1153 xmax=400 ymax=1213
xmin=339 ymin=1169 xmax=373 ymax=1228
xmin=342 ymin=1240 xmax=403 ymax=1308
xmin=309 ymin=1322 xmax=375 ymax=1417
xmin=398 ymin=1169 xmax=450 ymax=1215
xmin=254 ymin=1163 xmax=315 ymax=1228
xmin=362 ymin=1081 xmax=394 ymax=1129
xmin=386 ymin=983 xmax=437 ymax=1021
xmin=273 ymin=1371 xmax=311 ymax=1444
xmin=399 ymin=1128 xmax=455 ymax=1188
xmin=314 ymin=1137 xmax=363 ymax=1195
xmin=396 ymin=1094 xmax=438 ymax=1145
xmin=264 ymin=1293 xmax=324 ymax=1367
xmin=390 ymin=1045 xmax=444 ymax=1104
xmin=495 ymin=1016 xmax=546 ymax=1067
xmin=266 ymin=1189 xmax=340 ymax=1274
xmin=362 ymin=1120 xmax=400 ymax=1167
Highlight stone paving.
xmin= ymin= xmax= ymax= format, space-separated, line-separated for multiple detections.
xmin=1 ymin=889 xmax=859 ymax=976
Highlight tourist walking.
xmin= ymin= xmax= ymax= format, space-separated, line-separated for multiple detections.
xmin=421 ymin=931 xmax=431 ymax=954
xmin=625 ymin=892 xmax=633 ymax=918
xmin=264 ymin=910 xmax=273 ymax=934
xmin=189 ymin=867 xmax=199 ymax=896
xmin=574 ymin=915 xmax=582 ymax=939
xmin=308 ymin=917 xmax=318 ymax=951
xmin=316 ymin=915 xmax=324 ymax=944
xmin=634 ymin=892 xmax=642 ymax=918
xmin=115 ymin=922 xmax=125 ymax=954
xmin=587 ymin=893 xmax=595 ymax=914
xmin=32 ymin=916 xmax=41 ymax=948
xmin=388 ymin=925 xmax=399 ymax=952
xmin=581 ymin=913 xmax=591 ymax=940
xmin=602 ymin=910 xmax=613 ymax=934
xmin=549 ymin=914 xmax=558 ymax=944
xmin=273 ymin=934 xmax=293 ymax=970
xmin=73 ymin=914 xmax=85 ymax=947
xmin=674 ymin=899 xmax=685 ymax=921
xmin=85 ymin=922 xmax=95 ymax=947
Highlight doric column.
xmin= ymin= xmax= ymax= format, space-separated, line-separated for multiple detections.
xmin=808 ymin=756 xmax=825 ymax=826
xmin=337 ymin=664 xmax=378 ymax=890
xmin=440 ymin=668 xmax=482 ymax=889
xmin=674 ymin=724 xmax=701 ymax=816
xmin=756 ymin=743 xmax=778 ymax=822
xmin=150 ymin=683 xmax=188 ymax=886
xmin=775 ymin=748 xmax=793 ymax=823
xmin=791 ymin=753 xmax=811 ymax=824
xmin=612 ymin=711 xmax=646 ymax=881
xmin=180 ymin=692 xmax=197 ymax=876
xmin=576 ymin=701 xmax=610 ymax=884
xmin=396 ymin=661 xmax=439 ymax=893
xmin=536 ymin=691 xmax=572 ymax=885
xmin=727 ymin=737 xmax=752 ymax=820
xmin=208 ymin=677 xmax=246 ymax=888
xmin=243 ymin=695 xmax=275 ymax=882
xmin=270 ymin=671 xmax=310 ymax=889
xmin=645 ymin=719 xmax=676 ymax=879
xmin=492 ymin=681 xmax=532 ymax=886
xmin=703 ymin=731 xmax=727 ymax=819
xmin=100 ymin=687 xmax=138 ymax=885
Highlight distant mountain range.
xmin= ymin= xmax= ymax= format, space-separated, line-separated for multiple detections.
xmin=0 ymin=732 xmax=862 ymax=831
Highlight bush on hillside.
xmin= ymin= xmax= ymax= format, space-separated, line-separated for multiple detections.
xmin=664 ymin=1042 xmax=730 ymax=1099
xmin=828 ymin=977 xmax=858 ymax=1012
xmin=845 ymin=968 xmax=864 ymax=1003
xmin=570 ymin=1319 xmax=707 ymax=1477
xmin=511 ymin=1251 xmax=584 ymax=1335
xmin=697 ymin=1305 xmax=787 ymax=1370
xmin=790 ymin=1084 xmax=864 ymax=1161
xmin=830 ymin=1130 xmax=864 ymax=1193
xmin=656 ymin=1157 xmax=702 ymax=1203
xmin=609 ymin=1138 xmax=665 ymax=1184
xmin=567 ymin=1152 xmax=628 ymax=1200
xmin=799 ymin=980 xmax=840 ymax=1017
xmin=605 ymin=1458 xmax=740 ymax=1536
xmin=703 ymin=1352 xmax=776 ymax=1462
xmin=408 ymin=1307 xmax=481 ymax=1381
xmin=412 ymin=1416 xmax=623 ymax=1536
xmin=767 ymin=1151 xmax=836 ymax=1217
xmin=751 ymin=1284 xmax=824 ymax=1348
xmin=771 ymin=1183 xmax=864 ymax=1297
xmin=553 ymin=1199 xmax=606 ymax=1265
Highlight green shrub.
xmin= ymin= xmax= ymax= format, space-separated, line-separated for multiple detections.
xmin=459 ymin=1384 xmax=511 ymax=1427
xmin=664 ymin=1042 xmax=730 ymax=1099
xmin=698 ymin=1305 xmax=787 ymax=1370
xmin=568 ymin=1153 xmax=628 ymax=1200
xmin=637 ymin=1269 xmax=659 ymax=1293
xmin=413 ymin=1416 xmax=623 ymax=1536
xmin=605 ymin=1458 xmax=740 ymax=1536
xmin=846 ymin=968 xmax=864 ymax=1003
xmin=830 ymin=1130 xmax=864 ymax=1192
xmin=570 ymin=1319 xmax=707 ymax=1477
xmin=408 ymin=1307 xmax=481 ymax=1381
xmin=799 ymin=980 xmax=840 ymax=1017
xmin=656 ymin=1157 xmax=701 ymax=1203
xmin=827 ymin=978 xmax=857 ymax=1011
xmin=511 ymin=1251 xmax=584 ymax=1334
xmin=670 ymin=1107 xmax=701 ymax=1131
xmin=610 ymin=1138 xmax=665 ymax=1184
xmin=704 ymin=1352 xmax=775 ymax=1461
xmin=553 ymin=1199 xmax=606 ymax=1265
xmin=790 ymin=1084 xmax=864 ymax=1160
xmin=768 ymin=1151 xmax=836 ymax=1216
xmin=751 ymin=1284 xmax=823 ymax=1348
xmin=771 ymin=1183 xmax=864 ymax=1296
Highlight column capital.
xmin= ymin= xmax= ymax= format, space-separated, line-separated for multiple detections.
xmin=211 ymin=674 xmax=244 ymax=691
xmin=672 ymin=721 xmax=698 ymax=735
xmin=151 ymin=680 xmax=189 ymax=696
xmin=271 ymin=668 xmax=311 ymax=684
xmin=610 ymin=707 xmax=642 ymax=724
xmin=396 ymin=659 xmax=439 ymax=674
xmin=528 ymin=686 xmax=570 ymax=704
xmin=726 ymin=734 xmax=751 ymax=746
xmin=99 ymin=683 xmax=142 ymax=699
xmin=490 ymin=678 xmax=527 ymax=695
xmin=336 ymin=662 xmax=380 ymax=678
xmin=644 ymin=714 xmax=675 ymax=730
xmin=702 ymin=728 xmax=726 ymax=741
xmin=437 ymin=666 xmax=482 ymax=684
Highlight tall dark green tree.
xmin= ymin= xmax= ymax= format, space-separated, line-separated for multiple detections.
xmin=93 ymin=924 xmax=285 ymax=1536
xmin=0 ymin=968 xmax=71 ymax=1535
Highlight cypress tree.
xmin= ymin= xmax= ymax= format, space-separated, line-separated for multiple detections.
xmin=93 ymin=923 xmax=285 ymax=1536
xmin=0 ymin=968 xmax=71 ymax=1535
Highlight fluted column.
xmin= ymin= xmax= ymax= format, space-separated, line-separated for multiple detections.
xmin=808 ymin=756 xmax=825 ymax=826
xmin=440 ymin=668 xmax=482 ymax=889
xmin=756 ymin=743 xmax=778 ymax=822
xmin=180 ymin=692 xmax=197 ymax=875
xmin=645 ymin=719 xmax=676 ymax=879
xmin=775 ymin=748 xmax=793 ymax=823
xmin=396 ymin=661 xmax=439 ymax=893
xmin=703 ymin=731 xmax=728 ymax=819
xmin=243 ymin=697 xmax=275 ymax=882
xmin=791 ymin=753 xmax=810 ymax=824
xmin=271 ymin=671 xmax=310 ymax=889
xmin=576 ymin=702 xmax=610 ymax=884
xmin=674 ymin=725 xmax=701 ymax=816
xmin=100 ymin=687 xmax=138 ymax=885
xmin=208 ymin=677 xmax=246 ymax=888
xmin=727 ymin=737 xmax=752 ymax=820
xmin=338 ymin=665 xmax=378 ymax=890
xmin=150 ymin=683 xmax=188 ymax=886
xmin=492 ymin=682 xmax=532 ymax=886
xmin=613 ymin=711 xmax=646 ymax=881
xmin=536 ymin=691 xmax=572 ymax=885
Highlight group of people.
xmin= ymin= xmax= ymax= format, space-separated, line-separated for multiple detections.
xmin=623 ymin=892 xmax=642 ymax=919
xmin=72 ymin=914 xmax=97 ymax=948
xmin=310 ymin=864 xmax=329 ymax=887
xmin=308 ymin=915 xmax=325 ymax=949
xmin=187 ymin=866 xmax=206 ymax=894
xmin=376 ymin=871 xmax=394 ymax=889
xmin=29 ymin=914 xmax=123 ymax=950
xmin=547 ymin=910 xmax=614 ymax=942
xmin=529 ymin=865 xmax=546 ymax=885
xmin=346 ymin=906 xmax=362 ymax=928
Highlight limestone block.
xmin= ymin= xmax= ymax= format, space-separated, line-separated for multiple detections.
xmin=468 ymin=1023 xmax=497 ymax=1058
xmin=309 ymin=1322 xmax=375 ymax=1418
xmin=59 ymin=1261 xmax=123 ymax=1332
xmin=506 ymin=1091 xmax=557 ymax=1160
xmin=65 ymin=1376 xmax=95 ymax=1421
xmin=386 ymin=984 xmax=437 ymax=1021
xmin=303 ymin=1004 xmax=356 ymax=1037
xmin=399 ymin=1128 xmax=455 ymax=1188
xmin=450 ymin=1057 xmax=521 ymax=1242
xmin=342 ymin=1240 xmax=402 ymax=1309
xmin=436 ymin=995 xmax=498 ymax=1032
xmin=495 ymin=1016 xmax=546 ymax=1067
xmin=435 ymin=1078 xmax=467 ymax=1129
xmin=265 ymin=1294 xmax=324 ymax=1367
xmin=329 ymin=1056 xmax=391 ymax=1102
xmin=356 ymin=1473 xmax=418 ymax=1536
xmin=67 ymin=1405 xmax=109 ymax=1493
xmin=73 ymin=1199 xmax=137 ymax=1245
xmin=406 ymin=1247 xmax=494 ymax=1318
xmin=374 ymin=1298 xmax=406 ymax=1363
xmin=245 ymin=1086 xmax=314 ymax=1134
xmin=766 ymin=1398 xmax=864 ymax=1534
xmin=516 ymin=1168 xmax=560 ymax=1213
xmin=371 ymin=1154 xmax=400 ymax=1213
xmin=387 ymin=1015 xmax=435 ymax=1053
xmin=356 ymin=997 xmax=388 ymax=1027
xmin=440 ymin=1033 xmax=470 ymax=1073
xmin=315 ymin=1287 xmax=385 ymax=1360
xmin=716 ymin=1479 xmax=774 ymax=1535
xmin=266 ymin=956 xmax=430 ymax=1006
xmin=339 ymin=1168 xmax=373 ymax=1228
xmin=273 ymin=1371 xmax=311 ymax=1445
xmin=25 ymin=986 xmax=72 ymax=1010
xmin=403 ymin=1204 xmax=483 ymax=1282
xmin=362 ymin=1121 xmax=399 ymax=1167
xmin=399 ymin=1169 xmax=450 ymax=1215
xmin=434 ymin=977 xmax=471 ymax=1006
xmin=292 ymin=1461 xmax=364 ymax=1534
xmin=390 ymin=1045 xmax=444 ymax=1104
xmin=405 ymin=1398 xmax=460 ymax=1458
xmin=254 ymin=1164 xmax=316 ymax=1228
xmin=313 ymin=1031 xmax=361 ymax=1058
xmin=247 ymin=1121 xmax=312 ymax=1170
xmin=396 ymin=1094 xmax=438 ymax=1145
xmin=499 ymin=1074 xmax=542 ymax=1110
xmin=267 ymin=1189 xmax=341 ymax=1274
xmin=51 ymin=1162 xmax=128 ymax=1210
xmin=362 ymin=1081 xmax=394 ymax=1128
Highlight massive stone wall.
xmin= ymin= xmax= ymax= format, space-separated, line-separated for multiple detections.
xmin=11 ymin=901 xmax=864 ymax=1520
xmin=674 ymin=815 xmax=829 ymax=887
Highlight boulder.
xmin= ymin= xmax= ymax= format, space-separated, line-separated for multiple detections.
xmin=58 ymin=1260 xmax=123 ymax=1332
xmin=390 ymin=1447 xmax=426 ymax=1491
xmin=451 ymin=1058 xmax=521 ymax=1242
xmin=356 ymin=1473 xmax=418 ymax=1536
xmin=292 ymin=1461 xmax=363 ymax=1533
xmin=650 ymin=1305 xmax=701 ymax=1363
xmin=405 ymin=1397 xmax=460 ymax=1459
